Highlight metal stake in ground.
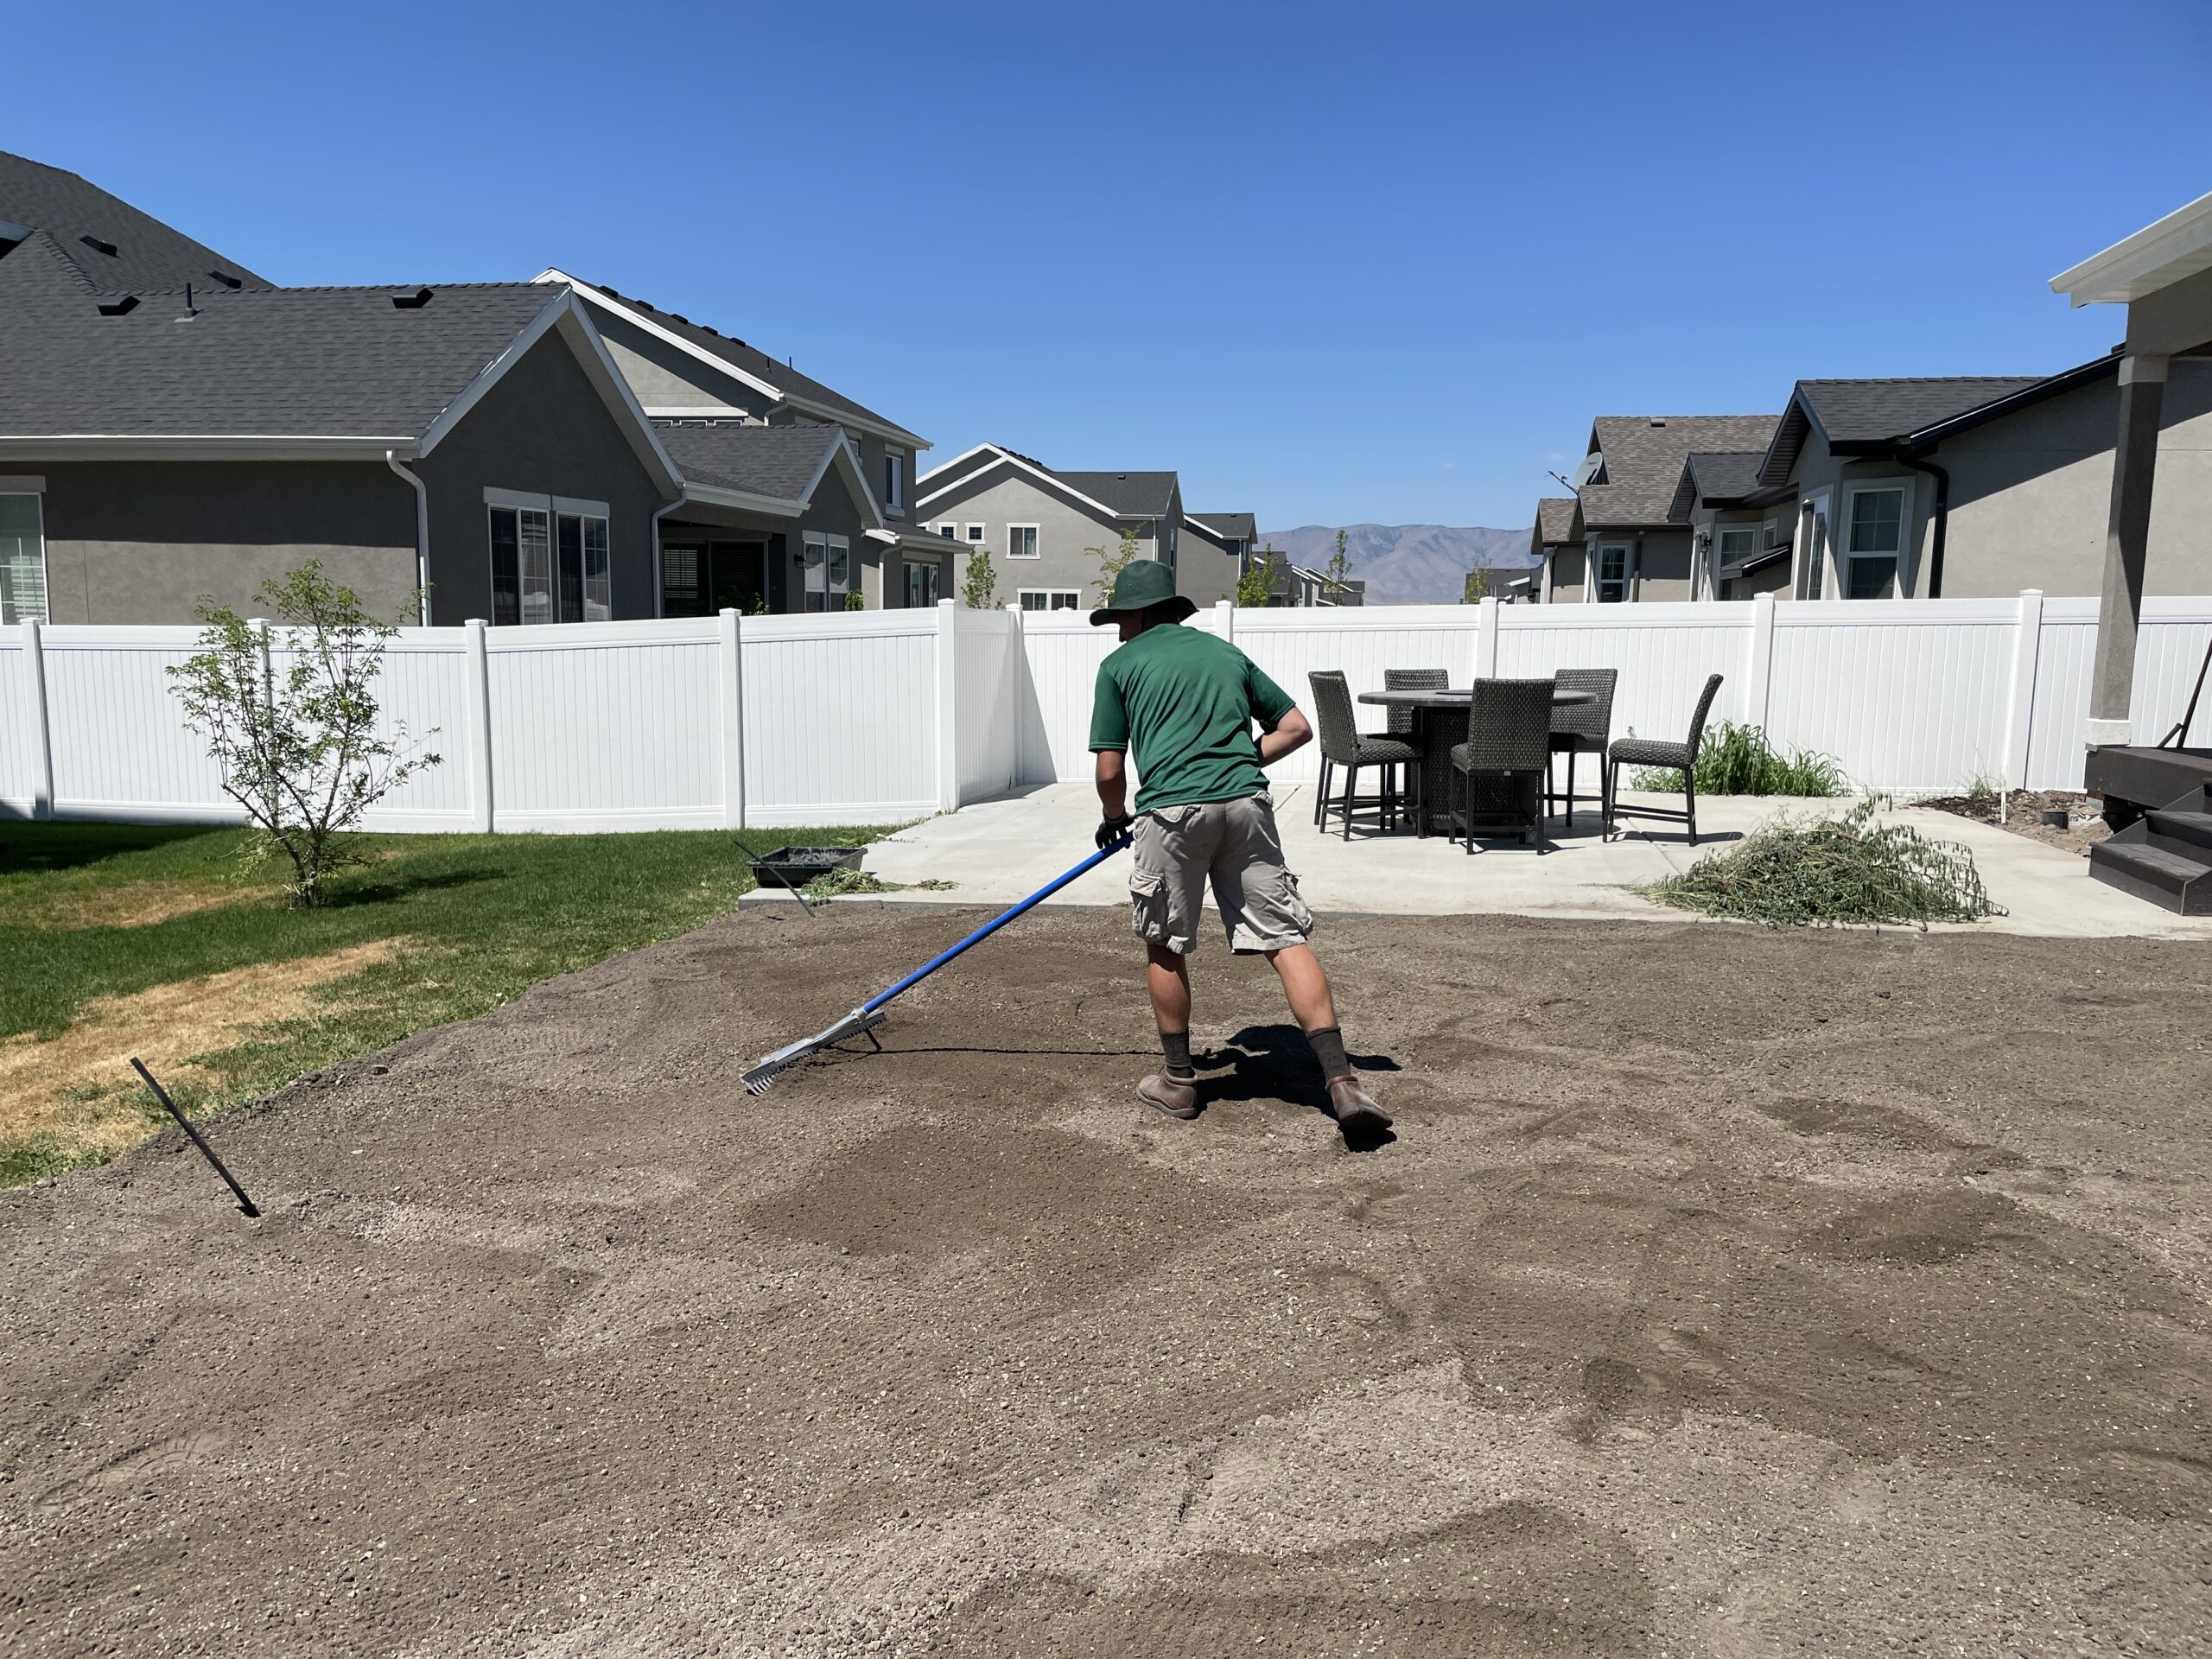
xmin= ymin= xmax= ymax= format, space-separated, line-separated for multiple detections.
xmin=129 ymin=1058 xmax=260 ymax=1217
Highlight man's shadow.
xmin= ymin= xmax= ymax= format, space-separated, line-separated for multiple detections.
xmin=1195 ymin=1024 xmax=1401 ymax=1151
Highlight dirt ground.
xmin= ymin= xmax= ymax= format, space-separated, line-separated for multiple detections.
xmin=3 ymin=905 xmax=2210 ymax=1658
xmin=1918 ymin=790 xmax=2113 ymax=856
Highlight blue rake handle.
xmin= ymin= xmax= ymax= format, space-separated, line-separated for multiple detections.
xmin=861 ymin=833 xmax=1132 ymax=1014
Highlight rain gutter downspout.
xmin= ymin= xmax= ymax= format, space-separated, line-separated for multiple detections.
xmin=385 ymin=450 xmax=430 ymax=624
xmin=1894 ymin=448 xmax=1950 ymax=598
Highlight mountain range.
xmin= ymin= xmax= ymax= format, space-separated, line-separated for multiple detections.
xmin=1254 ymin=524 xmax=1537 ymax=605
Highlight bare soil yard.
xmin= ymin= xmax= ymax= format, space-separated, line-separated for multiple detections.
xmin=3 ymin=906 xmax=2209 ymax=1657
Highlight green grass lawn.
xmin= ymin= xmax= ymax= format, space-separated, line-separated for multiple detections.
xmin=0 ymin=820 xmax=891 ymax=1185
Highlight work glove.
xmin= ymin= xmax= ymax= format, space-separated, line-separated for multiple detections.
xmin=1096 ymin=812 xmax=1135 ymax=849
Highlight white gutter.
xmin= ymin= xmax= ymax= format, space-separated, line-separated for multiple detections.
xmin=385 ymin=450 xmax=430 ymax=625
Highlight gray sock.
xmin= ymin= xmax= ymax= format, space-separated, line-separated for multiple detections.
xmin=1160 ymin=1030 xmax=1194 ymax=1079
xmin=1306 ymin=1025 xmax=1351 ymax=1081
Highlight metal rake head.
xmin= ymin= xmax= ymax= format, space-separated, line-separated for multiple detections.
xmin=741 ymin=1008 xmax=884 ymax=1096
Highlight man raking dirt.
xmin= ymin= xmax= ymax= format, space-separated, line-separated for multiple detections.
xmin=1087 ymin=562 xmax=1389 ymax=1135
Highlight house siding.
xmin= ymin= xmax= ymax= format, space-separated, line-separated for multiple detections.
xmin=413 ymin=330 xmax=668 ymax=625
xmin=914 ymin=467 xmax=1123 ymax=607
xmin=594 ymin=313 xmax=764 ymax=416
xmin=1630 ymin=528 xmax=1695 ymax=601
xmin=31 ymin=461 xmax=416 ymax=625
xmin=1177 ymin=522 xmax=1241 ymax=606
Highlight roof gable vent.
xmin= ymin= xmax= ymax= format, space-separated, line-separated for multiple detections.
xmin=97 ymin=295 xmax=139 ymax=316
xmin=1648 ymin=418 xmax=1667 ymax=428
xmin=390 ymin=287 xmax=433 ymax=309
xmin=79 ymin=233 xmax=118 ymax=257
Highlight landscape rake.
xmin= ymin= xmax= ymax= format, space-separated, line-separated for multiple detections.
xmin=741 ymin=833 xmax=1133 ymax=1096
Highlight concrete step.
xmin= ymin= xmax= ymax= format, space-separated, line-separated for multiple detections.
xmin=2145 ymin=808 xmax=2212 ymax=855
xmin=2089 ymin=839 xmax=2212 ymax=915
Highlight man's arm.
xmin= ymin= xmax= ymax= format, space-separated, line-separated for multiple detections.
xmin=1095 ymin=748 xmax=1128 ymax=819
xmin=1257 ymin=707 xmax=1311 ymax=768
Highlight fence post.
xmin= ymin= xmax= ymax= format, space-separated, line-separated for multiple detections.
xmin=1002 ymin=601 xmax=1024 ymax=791
xmin=2004 ymin=588 xmax=2045 ymax=791
xmin=718 ymin=607 xmax=746 ymax=829
xmin=1745 ymin=591 xmax=1777 ymax=731
xmin=936 ymin=597 xmax=960 ymax=812
xmin=464 ymin=618 xmax=494 ymax=833
xmin=20 ymin=618 xmax=53 ymax=819
xmin=249 ymin=617 xmax=278 ymax=830
xmin=1476 ymin=595 xmax=1500 ymax=677
xmin=1215 ymin=598 xmax=1234 ymax=644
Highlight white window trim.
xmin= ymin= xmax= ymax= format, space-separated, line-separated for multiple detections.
xmin=0 ymin=487 xmax=49 ymax=626
xmin=1590 ymin=541 xmax=1630 ymax=604
xmin=1006 ymin=522 xmax=1040 ymax=559
xmin=964 ymin=522 xmax=986 ymax=543
xmin=1017 ymin=588 xmax=1082 ymax=611
xmin=1840 ymin=478 xmax=1913 ymax=600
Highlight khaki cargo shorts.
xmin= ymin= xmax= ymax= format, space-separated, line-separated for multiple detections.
xmin=1129 ymin=792 xmax=1313 ymax=956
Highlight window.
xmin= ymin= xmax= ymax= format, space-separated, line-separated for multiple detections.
xmin=1595 ymin=543 xmax=1628 ymax=603
xmin=1007 ymin=524 xmax=1039 ymax=560
xmin=803 ymin=533 xmax=852 ymax=612
xmin=965 ymin=523 xmax=985 ymax=543
xmin=662 ymin=543 xmax=702 ymax=614
xmin=1718 ymin=527 xmax=1758 ymax=560
xmin=884 ymin=451 xmax=906 ymax=513
xmin=0 ymin=490 xmax=47 ymax=625
xmin=1845 ymin=484 xmax=1906 ymax=601
xmin=1019 ymin=588 xmax=1081 ymax=612
xmin=487 ymin=492 xmax=607 ymax=624
xmin=937 ymin=522 xmax=957 ymax=539
xmin=905 ymin=559 xmax=941 ymax=607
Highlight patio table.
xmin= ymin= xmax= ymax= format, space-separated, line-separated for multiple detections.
xmin=1358 ymin=686 xmax=1595 ymax=838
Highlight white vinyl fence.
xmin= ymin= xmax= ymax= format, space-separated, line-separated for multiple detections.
xmin=3 ymin=593 xmax=2207 ymax=831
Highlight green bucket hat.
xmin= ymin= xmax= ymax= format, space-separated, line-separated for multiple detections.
xmin=1089 ymin=558 xmax=1198 ymax=626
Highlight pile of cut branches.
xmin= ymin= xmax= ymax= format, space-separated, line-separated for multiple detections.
xmin=1643 ymin=799 xmax=1999 ymax=928
xmin=798 ymin=868 xmax=956 ymax=899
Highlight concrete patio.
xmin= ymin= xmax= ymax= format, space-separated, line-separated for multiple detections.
xmin=741 ymin=782 xmax=2212 ymax=939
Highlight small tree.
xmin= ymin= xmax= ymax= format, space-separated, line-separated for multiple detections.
xmin=1236 ymin=543 xmax=1282 ymax=608
xmin=168 ymin=561 xmax=440 ymax=908
xmin=843 ymin=591 xmax=865 ymax=612
xmin=1325 ymin=528 xmax=1353 ymax=598
xmin=1461 ymin=566 xmax=1493 ymax=604
xmin=961 ymin=544 xmax=998 ymax=609
xmin=1086 ymin=524 xmax=1144 ymax=606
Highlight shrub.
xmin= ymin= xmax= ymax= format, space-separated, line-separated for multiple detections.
xmin=1643 ymin=798 xmax=1999 ymax=928
xmin=1632 ymin=721 xmax=1846 ymax=797
xmin=961 ymin=546 xmax=998 ymax=609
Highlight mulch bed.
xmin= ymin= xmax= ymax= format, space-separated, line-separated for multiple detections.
xmin=1916 ymin=788 xmax=2112 ymax=856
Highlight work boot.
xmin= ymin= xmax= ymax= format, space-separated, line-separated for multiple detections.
xmin=1326 ymin=1074 xmax=1391 ymax=1136
xmin=1137 ymin=1072 xmax=1200 ymax=1120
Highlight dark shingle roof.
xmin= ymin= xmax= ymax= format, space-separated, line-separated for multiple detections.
xmin=1055 ymin=470 xmax=1178 ymax=516
xmin=1580 ymin=415 xmax=1777 ymax=528
xmin=1796 ymin=377 xmax=2047 ymax=442
xmin=0 ymin=149 xmax=270 ymax=292
xmin=1190 ymin=511 xmax=1255 ymax=541
xmin=0 ymin=251 xmax=554 ymax=437
xmin=1535 ymin=497 xmax=1576 ymax=544
xmin=652 ymin=423 xmax=844 ymax=501
xmin=582 ymin=283 xmax=918 ymax=442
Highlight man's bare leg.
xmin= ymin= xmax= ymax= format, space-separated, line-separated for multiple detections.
xmin=1265 ymin=944 xmax=1389 ymax=1135
xmin=1138 ymin=943 xmax=1200 ymax=1120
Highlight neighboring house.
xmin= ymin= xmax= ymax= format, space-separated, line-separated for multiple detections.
xmin=1667 ymin=451 xmax=1791 ymax=601
xmin=1274 ymin=563 xmax=1364 ymax=607
xmin=914 ymin=444 xmax=1184 ymax=613
xmin=1181 ymin=511 xmax=1255 ymax=606
xmin=1545 ymin=414 xmax=1779 ymax=604
xmin=539 ymin=272 xmax=949 ymax=611
xmin=1728 ymin=359 xmax=2212 ymax=601
xmin=0 ymin=233 xmax=680 ymax=626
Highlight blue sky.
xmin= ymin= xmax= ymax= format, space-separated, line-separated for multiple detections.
xmin=10 ymin=1 xmax=2210 ymax=530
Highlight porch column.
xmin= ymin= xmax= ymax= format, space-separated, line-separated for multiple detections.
xmin=2086 ymin=352 xmax=2168 ymax=746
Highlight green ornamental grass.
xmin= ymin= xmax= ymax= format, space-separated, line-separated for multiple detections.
xmin=1632 ymin=721 xmax=1847 ymax=797
xmin=1644 ymin=799 xmax=1999 ymax=928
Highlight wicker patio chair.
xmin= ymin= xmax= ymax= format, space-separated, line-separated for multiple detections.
xmin=1604 ymin=672 xmax=1725 ymax=844
xmin=1447 ymin=678 xmax=1556 ymax=853
xmin=1384 ymin=666 xmax=1449 ymax=822
xmin=1308 ymin=671 xmax=1416 ymax=839
xmin=1546 ymin=667 xmax=1618 ymax=828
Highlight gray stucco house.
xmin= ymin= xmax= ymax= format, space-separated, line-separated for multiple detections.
xmin=913 ymin=444 xmax=1186 ymax=613
xmin=1180 ymin=511 xmax=1257 ymax=606
xmin=0 ymin=151 xmax=944 ymax=627
xmin=1539 ymin=415 xmax=1777 ymax=603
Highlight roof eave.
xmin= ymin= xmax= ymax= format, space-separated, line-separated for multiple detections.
xmin=2050 ymin=188 xmax=2212 ymax=306
xmin=0 ymin=435 xmax=419 ymax=460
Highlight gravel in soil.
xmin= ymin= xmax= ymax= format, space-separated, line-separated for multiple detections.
xmin=3 ymin=906 xmax=2209 ymax=1657
xmin=1917 ymin=788 xmax=2113 ymax=855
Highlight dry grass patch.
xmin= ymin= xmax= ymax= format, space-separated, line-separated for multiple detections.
xmin=0 ymin=938 xmax=409 ymax=1166
xmin=15 ymin=880 xmax=240 ymax=931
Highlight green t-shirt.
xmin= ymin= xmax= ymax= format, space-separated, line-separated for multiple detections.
xmin=1088 ymin=623 xmax=1298 ymax=813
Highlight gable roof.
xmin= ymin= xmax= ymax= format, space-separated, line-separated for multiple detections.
xmin=543 ymin=270 xmax=928 ymax=449
xmin=1666 ymin=450 xmax=1770 ymax=518
xmin=0 ymin=149 xmax=270 ymax=292
xmin=0 ymin=258 xmax=680 ymax=492
xmin=1580 ymin=414 xmax=1777 ymax=528
xmin=1758 ymin=373 xmax=2057 ymax=484
xmin=1535 ymin=497 xmax=1576 ymax=545
xmin=915 ymin=442 xmax=1178 ymax=521
xmin=1188 ymin=511 xmax=1255 ymax=543
xmin=651 ymin=421 xmax=880 ymax=521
